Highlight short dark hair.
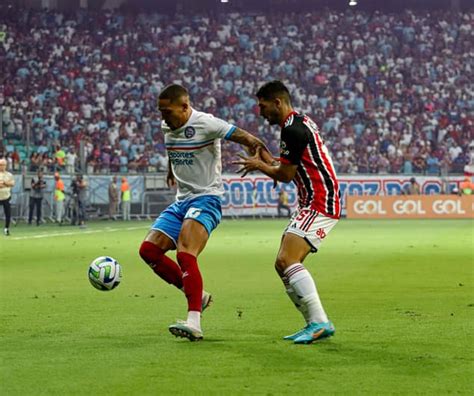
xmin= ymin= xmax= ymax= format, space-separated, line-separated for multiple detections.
xmin=159 ymin=84 xmax=189 ymax=103
xmin=256 ymin=80 xmax=292 ymax=103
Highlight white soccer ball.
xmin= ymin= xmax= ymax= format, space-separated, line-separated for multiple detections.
xmin=88 ymin=256 xmax=122 ymax=291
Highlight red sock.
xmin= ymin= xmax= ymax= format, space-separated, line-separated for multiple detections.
xmin=139 ymin=241 xmax=183 ymax=289
xmin=177 ymin=252 xmax=203 ymax=312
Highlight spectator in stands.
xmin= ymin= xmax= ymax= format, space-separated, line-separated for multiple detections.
xmin=0 ymin=6 xmax=471 ymax=175
xmin=66 ymin=149 xmax=77 ymax=174
xmin=54 ymin=145 xmax=66 ymax=171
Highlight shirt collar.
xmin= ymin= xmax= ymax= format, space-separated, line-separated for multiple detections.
xmin=280 ymin=110 xmax=298 ymax=128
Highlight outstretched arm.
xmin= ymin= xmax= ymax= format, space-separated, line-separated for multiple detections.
xmin=227 ymin=128 xmax=275 ymax=166
xmin=234 ymin=155 xmax=297 ymax=183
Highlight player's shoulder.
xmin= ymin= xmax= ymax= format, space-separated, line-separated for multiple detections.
xmin=282 ymin=113 xmax=306 ymax=130
xmin=191 ymin=108 xmax=222 ymax=124
xmin=282 ymin=113 xmax=310 ymax=137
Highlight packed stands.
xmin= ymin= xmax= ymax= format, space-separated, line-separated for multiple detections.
xmin=0 ymin=6 xmax=472 ymax=175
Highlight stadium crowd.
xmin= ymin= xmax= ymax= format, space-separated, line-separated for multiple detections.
xmin=0 ymin=5 xmax=472 ymax=175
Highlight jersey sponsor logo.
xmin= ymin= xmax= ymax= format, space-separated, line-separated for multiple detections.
xmin=184 ymin=126 xmax=196 ymax=138
xmin=169 ymin=151 xmax=195 ymax=166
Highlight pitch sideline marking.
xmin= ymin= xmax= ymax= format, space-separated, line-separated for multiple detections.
xmin=9 ymin=226 xmax=147 ymax=240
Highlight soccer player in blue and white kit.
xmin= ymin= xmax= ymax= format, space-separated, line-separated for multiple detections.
xmin=139 ymin=84 xmax=271 ymax=341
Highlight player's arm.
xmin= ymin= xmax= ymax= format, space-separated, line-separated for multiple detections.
xmin=227 ymin=127 xmax=275 ymax=165
xmin=166 ymin=158 xmax=176 ymax=188
xmin=235 ymin=157 xmax=297 ymax=183
xmin=234 ymin=124 xmax=307 ymax=183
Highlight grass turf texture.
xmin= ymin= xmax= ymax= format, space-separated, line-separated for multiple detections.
xmin=1 ymin=219 xmax=473 ymax=395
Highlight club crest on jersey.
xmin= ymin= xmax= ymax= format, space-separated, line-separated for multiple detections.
xmin=184 ymin=126 xmax=196 ymax=138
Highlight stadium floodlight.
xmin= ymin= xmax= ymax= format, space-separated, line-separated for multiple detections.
xmin=349 ymin=0 xmax=358 ymax=6
xmin=221 ymin=0 xmax=229 ymax=3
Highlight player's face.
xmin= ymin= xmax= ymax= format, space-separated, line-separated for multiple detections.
xmin=0 ymin=161 xmax=6 ymax=171
xmin=258 ymin=98 xmax=281 ymax=125
xmin=158 ymin=97 xmax=189 ymax=130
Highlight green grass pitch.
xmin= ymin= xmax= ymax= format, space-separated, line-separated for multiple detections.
xmin=1 ymin=219 xmax=473 ymax=395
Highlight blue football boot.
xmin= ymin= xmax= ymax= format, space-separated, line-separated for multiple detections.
xmin=293 ymin=321 xmax=335 ymax=344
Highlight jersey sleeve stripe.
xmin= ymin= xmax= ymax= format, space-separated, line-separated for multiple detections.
xmin=224 ymin=125 xmax=236 ymax=140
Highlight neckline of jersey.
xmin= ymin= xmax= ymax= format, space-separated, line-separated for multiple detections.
xmin=280 ymin=110 xmax=298 ymax=128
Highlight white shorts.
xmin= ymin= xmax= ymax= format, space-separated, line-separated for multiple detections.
xmin=284 ymin=208 xmax=339 ymax=252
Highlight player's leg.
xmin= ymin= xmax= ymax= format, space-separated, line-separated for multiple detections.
xmin=276 ymin=233 xmax=334 ymax=343
xmin=139 ymin=202 xmax=183 ymax=289
xmin=140 ymin=232 xmax=213 ymax=312
xmin=275 ymin=233 xmax=316 ymax=338
xmin=169 ymin=195 xmax=221 ymax=341
xmin=169 ymin=219 xmax=209 ymax=340
xmin=140 ymin=201 xmax=213 ymax=312
xmin=278 ymin=212 xmax=338 ymax=344
xmin=139 ymin=229 xmax=183 ymax=288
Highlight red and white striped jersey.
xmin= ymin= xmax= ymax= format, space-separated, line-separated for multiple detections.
xmin=279 ymin=111 xmax=341 ymax=219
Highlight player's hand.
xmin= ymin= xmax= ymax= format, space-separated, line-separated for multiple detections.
xmin=233 ymin=151 xmax=263 ymax=178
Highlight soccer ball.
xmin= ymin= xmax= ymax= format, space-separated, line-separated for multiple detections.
xmin=88 ymin=256 xmax=122 ymax=291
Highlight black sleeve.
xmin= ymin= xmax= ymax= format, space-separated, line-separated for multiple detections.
xmin=280 ymin=125 xmax=309 ymax=165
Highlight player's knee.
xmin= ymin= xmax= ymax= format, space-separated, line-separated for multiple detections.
xmin=275 ymin=255 xmax=291 ymax=273
xmin=139 ymin=241 xmax=161 ymax=267
xmin=274 ymin=261 xmax=284 ymax=277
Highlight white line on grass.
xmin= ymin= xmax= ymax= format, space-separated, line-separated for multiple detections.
xmin=9 ymin=226 xmax=147 ymax=240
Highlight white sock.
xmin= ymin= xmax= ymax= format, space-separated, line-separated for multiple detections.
xmin=280 ymin=275 xmax=310 ymax=324
xmin=187 ymin=311 xmax=201 ymax=331
xmin=284 ymin=263 xmax=329 ymax=324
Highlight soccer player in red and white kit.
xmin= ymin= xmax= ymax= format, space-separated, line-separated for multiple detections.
xmin=235 ymin=81 xmax=341 ymax=344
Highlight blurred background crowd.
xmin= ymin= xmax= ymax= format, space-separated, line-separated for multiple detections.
xmin=0 ymin=4 xmax=472 ymax=175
